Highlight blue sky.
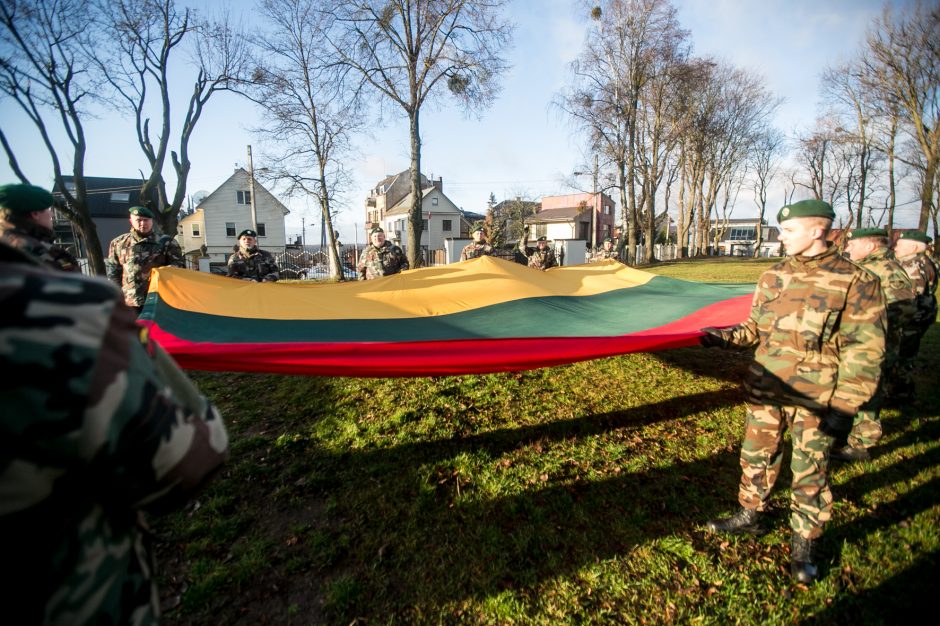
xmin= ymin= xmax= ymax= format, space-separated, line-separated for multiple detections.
xmin=0 ymin=0 xmax=916 ymax=244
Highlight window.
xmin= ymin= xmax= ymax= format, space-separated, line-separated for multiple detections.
xmin=442 ymin=219 xmax=452 ymax=232
xmin=226 ymin=222 xmax=236 ymax=237
xmin=110 ymin=192 xmax=130 ymax=202
xmin=728 ymin=227 xmax=756 ymax=241
xmin=236 ymin=190 xmax=251 ymax=205
xmin=192 ymin=224 xmax=201 ymax=237
xmin=431 ymin=197 xmax=439 ymax=206
xmin=604 ymin=205 xmax=611 ymax=215
xmin=257 ymin=223 xmax=266 ymax=237
xmin=422 ymin=219 xmax=428 ymax=232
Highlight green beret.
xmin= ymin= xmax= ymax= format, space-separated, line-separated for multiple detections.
xmin=777 ymin=199 xmax=835 ymax=223
xmin=129 ymin=206 xmax=155 ymax=219
xmin=536 ymin=236 xmax=548 ymax=242
xmin=847 ymin=227 xmax=887 ymax=240
xmin=238 ymin=229 xmax=257 ymax=238
xmin=370 ymin=225 xmax=384 ymax=234
xmin=898 ymin=230 xmax=931 ymax=244
xmin=0 ymin=183 xmax=54 ymax=214
xmin=603 ymin=237 xmax=613 ymax=243
xmin=471 ymin=223 xmax=484 ymax=233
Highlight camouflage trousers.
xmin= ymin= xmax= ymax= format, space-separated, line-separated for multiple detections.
xmin=737 ymin=404 xmax=834 ymax=540
xmin=887 ymin=321 xmax=933 ymax=399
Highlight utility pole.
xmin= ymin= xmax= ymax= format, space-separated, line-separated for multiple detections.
xmin=301 ymin=216 xmax=306 ymax=249
xmin=247 ymin=145 xmax=258 ymax=231
xmin=574 ymin=154 xmax=600 ymax=251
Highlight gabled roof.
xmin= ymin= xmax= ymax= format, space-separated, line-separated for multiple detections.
xmin=198 ymin=168 xmax=289 ymax=215
xmin=524 ymin=205 xmax=589 ymax=223
xmin=57 ymin=175 xmax=157 ymax=218
xmin=384 ymin=186 xmax=459 ymax=217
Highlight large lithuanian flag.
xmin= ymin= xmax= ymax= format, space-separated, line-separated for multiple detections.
xmin=139 ymin=257 xmax=752 ymax=377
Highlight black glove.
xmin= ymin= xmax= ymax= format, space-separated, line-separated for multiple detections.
xmin=819 ymin=409 xmax=854 ymax=439
xmin=699 ymin=327 xmax=725 ymax=348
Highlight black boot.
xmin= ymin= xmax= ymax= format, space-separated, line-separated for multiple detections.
xmin=790 ymin=535 xmax=818 ymax=584
xmin=830 ymin=445 xmax=871 ymax=462
xmin=705 ymin=508 xmax=765 ymax=535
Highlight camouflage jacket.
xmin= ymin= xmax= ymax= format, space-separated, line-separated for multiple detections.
xmin=898 ymin=251 xmax=939 ymax=324
xmin=592 ymin=248 xmax=620 ymax=262
xmin=106 ymin=229 xmax=184 ymax=307
xmin=460 ymin=241 xmax=494 ymax=261
xmin=357 ymin=241 xmax=409 ymax=280
xmin=710 ymin=245 xmax=886 ymax=416
xmin=525 ymin=247 xmax=558 ymax=270
xmin=0 ymin=218 xmax=80 ymax=273
xmin=856 ymin=247 xmax=916 ymax=365
xmin=227 ymin=247 xmax=280 ymax=282
xmin=0 ymin=243 xmax=228 ymax=625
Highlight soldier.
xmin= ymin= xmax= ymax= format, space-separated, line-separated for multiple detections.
xmin=0 ymin=182 xmax=80 ymax=272
xmin=832 ymin=227 xmax=915 ymax=462
xmin=592 ymin=236 xmax=620 ymax=262
xmin=892 ymin=230 xmax=939 ymax=403
xmin=518 ymin=225 xmax=558 ymax=270
xmin=0 ymin=239 xmax=228 ymax=625
xmin=460 ymin=223 xmax=494 ymax=261
xmin=357 ymin=226 xmax=409 ymax=280
xmin=227 ymin=228 xmax=280 ymax=282
xmin=106 ymin=205 xmax=184 ymax=313
xmin=699 ymin=199 xmax=886 ymax=584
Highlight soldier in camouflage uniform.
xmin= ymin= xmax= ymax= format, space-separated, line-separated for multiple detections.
xmin=460 ymin=224 xmax=494 ymax=261
xmin=0 ymin=183 xmax=80 ymax=272
xmin=357 ymin=226 xmax=409 ymax=280
xmin=891 ymin=230 xmax=939 ymax=403
xmin=591 ymin=237 xmax=620 ymax=262
xmin=830 ymin=227 xmax=916 ymax=462
xmin=518 ymin=225 xmax=558 ymax=270
xmin=106 ymin=205 xmax=184 ymax=312
xmin=227 ymin=228 xmax=280 ymax=282
xmin=700 ymin=199 xmax=886 ymax=584
xmin=0 ymin=239 xmax=228 ymax=625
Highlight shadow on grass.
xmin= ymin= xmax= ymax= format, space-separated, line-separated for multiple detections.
xmin=299 ymin=390 xmax=746 ymax=619
xmin=800 ymin=549 xmax=940 ymax=626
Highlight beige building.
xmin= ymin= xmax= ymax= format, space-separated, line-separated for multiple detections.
xmin=178 ymin=168 xmax=289 ymax=266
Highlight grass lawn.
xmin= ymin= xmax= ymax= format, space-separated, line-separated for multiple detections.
xmin=154 ymin=257 xmax=940 ymax=625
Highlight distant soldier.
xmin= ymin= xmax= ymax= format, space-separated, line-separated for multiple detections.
xmin=592 ymin=237 xmax=620 ymax=262
xmin=518 ymin=225 xmax=558 ymax=270
xmin=227 ymin=228 xmax=280 ymax=282
xmin=460 ymin=223 xmax=494 ymax=261
xmin=700 ymin=200 xmax=886 ymax=584
xmin=892 ymin=230 xmax=939 ymax=402
xmin=832 ymin=227 xmax=915 ymax=462
xmin=357 ymin=226 xmax=409 ymax=280
xmin=0 ymin=239 xmax=228 ymax=625
xmin=106 ymin=205 xmax=184 ymax=312
xmin=0 ymin=182 xmax=80 ymax=272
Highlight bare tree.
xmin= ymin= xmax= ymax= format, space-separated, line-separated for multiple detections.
xmin=557 ymin=0 xmax=687 ymax=265
xmin=247 ymin=0 xmax=363 ymax=281
xmin=329 ymin=0 xmax=512 ymax=267
xmin=863 ymin=1 xmax=940 ymax=231
xmin=0 ymin=0 xmax=109 ymax=274
xmin=92 ymin=0 xmax=253 ymax=236
xmin=748 ymin=126 xmax=785 ymax=257
xmin=822 ymin=59 xmax=881 ymax=228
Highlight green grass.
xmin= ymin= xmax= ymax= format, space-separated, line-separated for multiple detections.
xmin=153 ymin=258 xmax=940 ymax=625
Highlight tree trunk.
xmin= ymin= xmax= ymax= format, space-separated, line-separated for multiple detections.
xmin=918 ymin=158 xmax=936 ymax=232
xmin=408 ymin=108 xmax=423 ymax=268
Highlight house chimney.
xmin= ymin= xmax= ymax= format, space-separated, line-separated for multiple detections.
xmin=433 ymin=177 xmax=443 ymax=192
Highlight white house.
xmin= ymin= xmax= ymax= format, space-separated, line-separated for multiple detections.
xmin=378 ymin=182 xmax=470 ymax=254
xmin=178 ymin=168 xmax=289 ymax=265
